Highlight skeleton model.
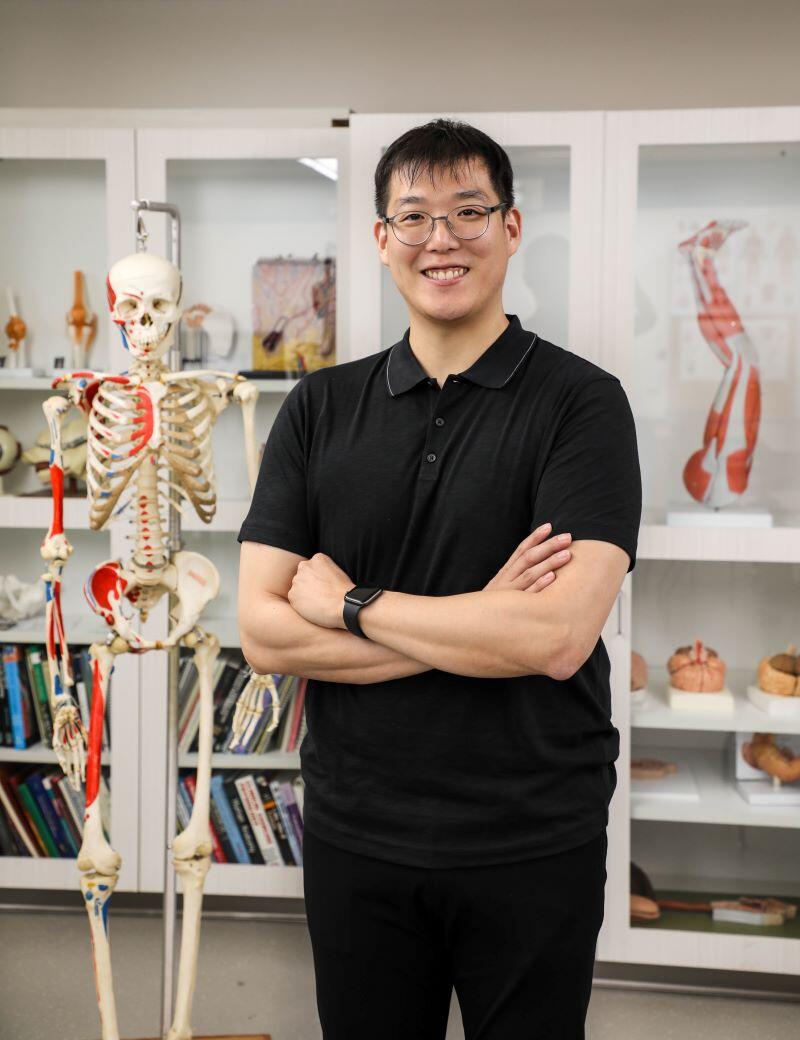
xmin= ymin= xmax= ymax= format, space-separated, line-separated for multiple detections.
xmin=39 ymin=251 xmax=278 ymax=1040
xmin=678 ymin=219 xmax=761 ymax=509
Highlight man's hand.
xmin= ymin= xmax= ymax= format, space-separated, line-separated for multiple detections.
xmin=287 ymin=552 xmax=354 ymax=629
xmin=484 ymin=522 xmax=571 ymax=593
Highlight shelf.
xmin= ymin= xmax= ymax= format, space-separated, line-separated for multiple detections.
xmin=0 ymin=375 xmax=57 ymax=391
xmin=0 ymin=495 xmax=94 ymax=531
xmin=638 ymin=520 xmax=800 ymax=564
xmin=0 ymin=854 xmax=80 ymax=889
xmin=0 ymin=743 xmax=110 ymax=765
xmin=632 ymin=667 xmax=800 ymax=735
xmin=199 ymin=862 xmax=304 ymax=898
xmin=0 ymin=612 xmax=108 ymax=645
xmin=180 ymin=751 xmax=300 ymax=769
xmin=631 ymin=746 xmax=800 ymax=829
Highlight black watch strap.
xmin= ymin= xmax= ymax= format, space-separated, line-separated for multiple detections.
xmin=343 ymin=586 xmax=383 ymax=639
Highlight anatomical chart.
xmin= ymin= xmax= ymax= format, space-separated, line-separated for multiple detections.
xmin=251 ymin=256 xmax=336 ymax=376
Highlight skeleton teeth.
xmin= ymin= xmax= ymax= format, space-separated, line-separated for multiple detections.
xmin=423 ymin=267 xmax=467 ymax=281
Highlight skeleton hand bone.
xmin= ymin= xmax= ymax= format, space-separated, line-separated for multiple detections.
xmin=52 ymin=697 xmax=88 ymax=791
xmin=228 ymin=671 xmax=281 ymax=753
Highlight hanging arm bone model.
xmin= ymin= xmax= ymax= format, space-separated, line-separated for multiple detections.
xmin=39 ymin=251 xmax=261 ymax=1040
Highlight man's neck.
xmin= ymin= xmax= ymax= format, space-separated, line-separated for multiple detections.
xmin=406 ymin=306 xmax=510 ymax=388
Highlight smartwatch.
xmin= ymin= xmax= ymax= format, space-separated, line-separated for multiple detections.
xmin=343 ymin=585 xmax=384 ymax=639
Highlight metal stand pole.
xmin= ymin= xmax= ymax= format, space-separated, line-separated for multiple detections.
xmin=131 ymin=199 xmax=183 ymax=1040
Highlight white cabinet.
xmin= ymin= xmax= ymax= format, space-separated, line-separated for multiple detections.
xmin=600 ymin=106 xmax=800 ymax=974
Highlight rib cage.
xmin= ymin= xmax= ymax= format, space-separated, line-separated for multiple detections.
xmin=85 ymin=376 xmax=219 ymax=569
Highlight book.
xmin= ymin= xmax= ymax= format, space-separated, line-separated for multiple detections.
xmin=213 ymin=659 xmax=252 ymax=752
xmin=27 ymin=770 xmax=71 ymax=857
xmin=209 ymin=774 xmax=250 ymax=864
xmin=2 ymin=645 xmax=35 ymax=749
xmin=277 ymin=774 xmax=304 ymax=866
xmin=11 ymin=773 xmax=58 ymax=857
xmin=207 ymin=779 xmax=237 ymax=863
xmin=222 ymin=774 xmax=262 ymax=864
xmin=0 ymin=660 xmax=12 ymax=746
xmin=42 ymin=771 xmax=79 ymax=856
xmin=254 ymin=774 xmax=293 ymax=865
xmin=271 ymin=775 xmax=303 ymax=866
xmin=0 ymin=769 xmax=40 ymax=856
xmin=26 ymin=646 xmax=54 ymax=746
xmin=0 ymin=803 xmax=21 ymax=855
xmin=183 ymin=773 xmax=228 ymax=864
xmin=235 ymin=774 xmax=283 ymax=865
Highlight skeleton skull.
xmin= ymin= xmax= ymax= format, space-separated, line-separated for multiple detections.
xmin=106 ymin=253 xmax=183 ymax=360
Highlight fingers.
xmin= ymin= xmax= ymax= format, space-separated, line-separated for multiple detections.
xmin=504 ymin=529 xmax=572 ymax=584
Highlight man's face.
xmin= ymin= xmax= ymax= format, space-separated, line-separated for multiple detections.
xmin=374 ymin=158 xmax=521 ymax=326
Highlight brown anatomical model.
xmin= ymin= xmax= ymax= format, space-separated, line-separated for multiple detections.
xmin=631 ymin=650 xmax=647 ymax=691
xmin=667 ymin=638 xmax=726 ymax=692
xmin=742 ymin=733 xmax=800 ymax=784
xmin=756 ymin=644 xmax=800 ymax=697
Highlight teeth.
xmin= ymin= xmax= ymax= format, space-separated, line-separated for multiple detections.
xmin=423 ymin=267 xmax=467 ymax=281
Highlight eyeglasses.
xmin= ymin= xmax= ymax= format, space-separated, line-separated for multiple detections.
xmin=383 ymin=202 xmax=509 ymax=246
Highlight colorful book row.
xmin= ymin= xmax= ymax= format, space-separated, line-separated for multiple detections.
xmin=177 ymin=769 xmax=305 ymax=867
xmin=0 ymin=642 xmax=110 ymax=752
xmin=0 ymin=764 xmax=110 ymax=858
xmin=178 ymin=647 xmax=307 ymax=756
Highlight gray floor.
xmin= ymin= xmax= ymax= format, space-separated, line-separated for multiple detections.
xmin=1 ymin=909 xmax=799 ymax=1039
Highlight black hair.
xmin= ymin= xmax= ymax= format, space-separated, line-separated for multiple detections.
xmin=374 ymin=117 xmax=515 ymax=219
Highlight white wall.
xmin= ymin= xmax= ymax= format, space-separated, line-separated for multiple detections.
xmin=0 ymin=0 xmax=798 ymax=112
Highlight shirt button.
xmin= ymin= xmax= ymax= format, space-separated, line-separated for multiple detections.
xmin=426 ymin=452 xmax=437 ymax=463
xmin=451 ymin=377 xmax=460 ymax=383
xmin=434 ymin=417 xmax=445 ymax=427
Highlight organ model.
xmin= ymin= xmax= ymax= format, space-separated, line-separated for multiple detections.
xmin=678 ymin=219 xmax=761 ymax=510
xmin=38 ymin=250 xmax=270 ymax=1040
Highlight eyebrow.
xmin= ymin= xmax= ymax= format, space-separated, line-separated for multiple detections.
xmin=392 ymin=188 xmax=490 ymax=208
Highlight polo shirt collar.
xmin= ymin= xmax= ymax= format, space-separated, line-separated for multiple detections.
xmin=385 ymin=313 xmax=538 ymax=397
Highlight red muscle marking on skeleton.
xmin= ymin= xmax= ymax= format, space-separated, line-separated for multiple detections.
xmin=129 ymin=387 xmax=154 ymax=457
xmin=84 ymin=561 xmax=129 ymax=626
xmin=85 ymin=655 xmax=106 ymax=807
xmin=48 ymin=464 xmax=64 ymax=537
xmin=678 ymin=219 xmax=761 ymax=508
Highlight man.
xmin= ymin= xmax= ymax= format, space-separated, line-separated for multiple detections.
xmin=237 ymin=118 xmax=641 ymax=1039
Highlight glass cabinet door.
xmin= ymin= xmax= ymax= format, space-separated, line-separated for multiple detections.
xmin=349 ymin=111 xmax=605 ymax=365
xmin=602 ymin=107 xmax=800 ymax=975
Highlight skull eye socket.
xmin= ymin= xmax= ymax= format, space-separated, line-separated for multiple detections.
xmin=117 ymin=298 xmax=140 ymax=318
xmin=152 ymin=298 xmax=171 ymax=314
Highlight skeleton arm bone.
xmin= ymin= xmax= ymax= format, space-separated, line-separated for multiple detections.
xmin=40 ymin=391 xmax=88 ymax=790
xmin=232 ymin=379 xmax=259 ymax=493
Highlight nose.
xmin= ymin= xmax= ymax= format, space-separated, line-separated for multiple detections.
xmin=427 ymin=215 xmax=459 ymax=248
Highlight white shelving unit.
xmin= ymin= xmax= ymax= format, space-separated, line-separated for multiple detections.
xmin=601 ymin=105 xmax=800 ymax=976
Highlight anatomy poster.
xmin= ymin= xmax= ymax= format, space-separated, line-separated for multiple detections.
xmin=251 ymin=256 xmax=336 ymax=376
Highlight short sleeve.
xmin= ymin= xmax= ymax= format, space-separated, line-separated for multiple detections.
xmin=237 ymin=380 xmax=315 ymax=558
xmin=531 ymin=377 xmax=642 ymax=573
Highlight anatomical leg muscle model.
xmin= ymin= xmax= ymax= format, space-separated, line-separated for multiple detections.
xmin=678 ymin=219 xmax=761 ymax=509
xmin=40 ymin=251 xmax=262 ymax=1040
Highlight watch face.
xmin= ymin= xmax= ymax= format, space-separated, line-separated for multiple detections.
xmin=346 ymin=585 xmax=381 ymax=605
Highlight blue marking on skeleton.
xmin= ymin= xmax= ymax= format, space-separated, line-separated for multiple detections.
xmin=54 ymin=674 xmax=62 ymax=697
xmin=119 ymin=328 xmax=130 ymax=352
xmin=49 ymin=448 xmax=55 ymax=464
xmin=101 ymin=896 xmax=110 ymax=934
xmin=85 ymin=890 xmax=92 ymax=901
xmin=45 ymin=583 xmax=53 ymax=602
xmin=98 ymin=883 xmax=108 ymax=891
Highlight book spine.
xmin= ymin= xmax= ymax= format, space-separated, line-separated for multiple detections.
xmin=27 ymin=772 xmax=71 ymax=857
xmin=207 ymin=785 xmax=237 ymax=864
xmin=3 ymin=648 xmax=28 ymax=749
xmin=13 ymin=777 xmax=58 ymax=857
xmin=0 ymin=774 xmax=41 ymax=856
xmin=255 ymin=775 xmax=293 ymax=865
xmin=235 ymin=775 xmax=283 ymax=865
xmin=213 ymin=665 xmax=250 ymax=752
xmin=176 ymin=778 xmax=192 ymax=831
xmin=271 ymin=778 xmax=303 ymax=866
xmin=278 ymin=778 xmax=304 ymax=866
xmin=209 ymin=775 xmax=250 ymax=864
xmin=183 ymin=774 xmax=227 ymax=864
xmin=223 ymin=775 xmax=263 ymax=864
xmin=28 ymin=648 xmax=54 ymax=745
xmin=0 ymin=804 xmax=20 ymax=855
xmin=42 ymin=773 xmax=79 ymax=856
xmin=0 ymin=659 xmax=11 ymax=745
xmin=57 ymin=775 xmax=86 ymax=840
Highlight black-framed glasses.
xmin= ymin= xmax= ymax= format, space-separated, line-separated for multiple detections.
xmin=383 ymin=202 xmax=509 ymax=246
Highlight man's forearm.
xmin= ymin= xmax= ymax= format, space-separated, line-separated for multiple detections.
xmin=358 ymin=587 xmax=566 ymax=678
xmin=240 ymin=592 xmax=432 ymax=683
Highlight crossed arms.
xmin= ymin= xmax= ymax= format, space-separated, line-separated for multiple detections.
xmin=237 ymin=534 xmax=629 ymax=684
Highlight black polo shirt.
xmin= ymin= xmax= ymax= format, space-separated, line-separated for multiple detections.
xmin=238 ymin=313 xmax=641 ymax=868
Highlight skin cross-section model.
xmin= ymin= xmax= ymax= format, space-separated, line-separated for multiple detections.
xmin=38 ymin=250 xmax=276 ymax=1040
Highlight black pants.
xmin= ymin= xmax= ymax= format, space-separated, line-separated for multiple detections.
xmin=302 ymin=825 xmax=608 ymax=1040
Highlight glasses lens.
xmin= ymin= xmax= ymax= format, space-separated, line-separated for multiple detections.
xmin=392 ymin=211 xmax=434 ymax=245
xmin=447 ymin=205 xmax=490 ymax=239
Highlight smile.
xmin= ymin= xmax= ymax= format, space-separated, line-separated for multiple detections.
xmin=422 ymin=267 xmax=469 ymax=284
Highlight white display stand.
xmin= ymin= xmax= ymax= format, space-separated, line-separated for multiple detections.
xmin=631 ymin=754 xmax=700 ymax=802
xmin=747 ymin=684 xmax=800 ymax=717
xmin=736 ymin=779 xmax=800 ymax=806
xmin=631 ymin=686 xmax=648 ymax=705
xmin=665 ymin=501 xmax=774 ymax=528
xmin=667 ymin=684 xmax=735 ymax=711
